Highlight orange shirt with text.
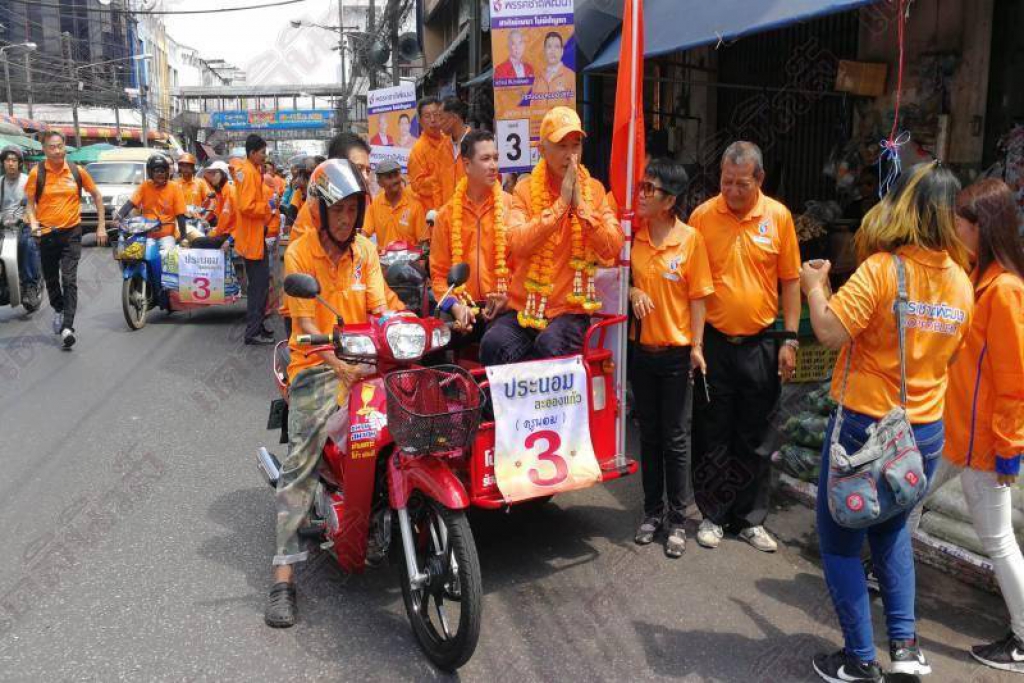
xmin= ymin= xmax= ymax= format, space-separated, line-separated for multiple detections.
xmin=25 ymin=161 xmax=98 ymax=231
xmin=130 ymin=180 xmax=186 ymax=240
xmin=408 ymin=132 xmax=458 ymax=212
xmin=828 ymin=246 xmax=974 ymax=423
xmin=363 ymin=188 xmax=428 ymax=247
xmin=233 ymin=159 xmax=272 ymax=260
xmin=430 ymin=188 xmax=514 ymax=301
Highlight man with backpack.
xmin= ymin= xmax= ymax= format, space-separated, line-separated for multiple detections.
xmin=25 ymin=131 xmax=106 ymax=350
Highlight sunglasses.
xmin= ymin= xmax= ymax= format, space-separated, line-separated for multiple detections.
xmin=638 ymin=181 xmax=672 ymax=197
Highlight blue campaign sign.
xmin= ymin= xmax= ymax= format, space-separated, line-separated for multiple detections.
xmin=209 ymin=109 xmax=335 ymax=131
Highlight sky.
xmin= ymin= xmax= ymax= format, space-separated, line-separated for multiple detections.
xmin=163 ymin=0 xmax=344 ymax=86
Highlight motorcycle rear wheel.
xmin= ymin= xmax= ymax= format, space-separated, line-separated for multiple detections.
xmin=399 ymin=499 xmax=481 ymax=672
xmin=122 ymin=276 xmax=149 ymax=330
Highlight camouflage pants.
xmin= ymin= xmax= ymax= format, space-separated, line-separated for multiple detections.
xmin=274 ymin=366 xmax=339 ymax=565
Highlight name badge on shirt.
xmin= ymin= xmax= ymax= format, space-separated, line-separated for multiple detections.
xmin=662 ymin=272 xmax=681 ymax=282
xmin=751 ymin=235 xmax=773 ymax=246
xmin=351 ymin=283 xmax=367 ymax=292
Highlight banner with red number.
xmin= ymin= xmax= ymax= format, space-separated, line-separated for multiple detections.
xmin=485 ymin=355 xmax=601 ymax=503
xmin=178 ymin=249 xmax=224 ymax=304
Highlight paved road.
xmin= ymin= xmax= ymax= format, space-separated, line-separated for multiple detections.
xmin=0 ymin=246 xmax=1016 ymax=682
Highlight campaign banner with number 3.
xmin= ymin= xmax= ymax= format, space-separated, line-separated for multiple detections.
xmin=178 ymin=249 xmax=225 ymax=304
xmin=486 ymin=355 xmax=601 ymax=503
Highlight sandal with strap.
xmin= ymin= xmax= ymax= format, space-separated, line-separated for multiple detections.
xmin=265 ymin=581 xmax=297 ymax=628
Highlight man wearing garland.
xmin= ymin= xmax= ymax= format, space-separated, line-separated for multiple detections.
xmin=479 ymin=107 xmax=623 ymax=365
xmin=430 ymin=129 xmax=514 ymax=334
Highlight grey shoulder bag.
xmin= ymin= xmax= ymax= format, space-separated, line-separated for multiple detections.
xmin=826 ymin=254 xmax=928 ymax=529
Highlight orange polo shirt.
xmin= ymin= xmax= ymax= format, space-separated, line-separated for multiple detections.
xmin=689 ymin=192 xmax=801 ymax=336
xmin=828 ymin=245 xmax=974 ymax=423
xmin=130 ymin=180 xmax=186 ymax=240
xmin=284 ymin=231 xmax=387 ymax=383
xmin=430 ymin=187 xmax=514 ymax=301
xmin=508 ymin=173 xmax=623 ymax=320
xmin=176 ymin=177 xmax=212 ymax=207
xmin=233 ymin=158 xmax=272 ymax=260
xmin=943 ymin=263 xmax=1024 ymax=472
xmin=631 ymin=221 xmax=714 ymax=347
xmin=290 ymin=188 xmax=305 ymax=213
xmin=25 ymin=160 xmax=97 ymax=231
xmin=408 ymin=131 xmax=458 ymax=212
xmin=207 ymin=183 xmax=237 ymax=239
xmin=363 ymin=187 xmax=428 ymax=247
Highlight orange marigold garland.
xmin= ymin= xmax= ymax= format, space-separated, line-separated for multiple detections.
xmin=518 ymin=159 xmax=602 ymax=330
xmin=449 ymin=177 xmax=509 ymax=315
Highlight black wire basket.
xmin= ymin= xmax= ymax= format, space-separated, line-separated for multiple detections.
xmin=384 ymin=365 xmax=485 ymax=456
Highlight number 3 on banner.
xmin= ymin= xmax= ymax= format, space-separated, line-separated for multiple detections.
xmin=193 ymin=276 xmax=211 ymax=301
xmin=496 ymin=119 xmax=529 ymax=170
xmin=526 ymin=430 xmax=568 ymax=487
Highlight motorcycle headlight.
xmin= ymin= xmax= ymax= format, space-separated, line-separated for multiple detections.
xmin=431 ymin=326 xmax=451 ymax=350
xmin=385 ymin=322 xmax=426 ymax=360
xmin=340 ymin=334 xmax=376 ymax=357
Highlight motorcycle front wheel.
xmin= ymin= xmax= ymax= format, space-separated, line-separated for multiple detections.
xmin=121 ymin=276 xmax=149 ymax=330
xmin=399 ymin=498 xmax=481 ymax=672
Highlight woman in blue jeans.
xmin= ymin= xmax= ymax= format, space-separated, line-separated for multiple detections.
xmin=799 ymin=162 xmax=975 ymax=682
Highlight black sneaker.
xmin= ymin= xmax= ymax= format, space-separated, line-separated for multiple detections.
xmin=970 ymin=632 xmax=1024 ymax=673
xmin=812 ymin=649 xmax=883 ymax=683
xmin=890 ymin=638 xmax=931 ymax=676
xmin=264 ymin=581 xmax=297 ymax=628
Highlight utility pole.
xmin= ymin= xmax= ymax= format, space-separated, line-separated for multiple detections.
xmin=367 ymin=0 xmax=377 ymax=89
xmin=24 ymin=52 xmax=33 ymax=119
xmin=338 ymin=0 xmax=348 ymax=130
xmin=388 ymin=0 xmax=401 ymax=86
xmin=2 ymin=54 xmax=11 ymax=117
xmin=62 ymin=33 xmax=82 ymax=148
xmin=469 ymin=0 xmax=482 ymax=79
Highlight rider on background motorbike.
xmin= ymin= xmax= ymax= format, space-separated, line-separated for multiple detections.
xmin=186 ymin=161 xmax=235 ymax=250
xmin=114 ymin=154 xmax=187 ymax=255
xmin=266 ymin=158 xmax=390 ymax=629
xmin=174 ymin=153 xmax=210 ymax=210
xmin=0 ymin=145 xmax=42 ymax=307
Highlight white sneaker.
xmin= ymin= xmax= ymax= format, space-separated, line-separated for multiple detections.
xmin=696 ymin=519 xmax=724 ymax=549
xmin=61 ymin=328 xmax=76 ymax=350
xmin=739 ymin=525 xmax=778 ymax=553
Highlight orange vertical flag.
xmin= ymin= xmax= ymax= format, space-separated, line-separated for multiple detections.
xmin=609 ymin=0 xmax=645 ymax=217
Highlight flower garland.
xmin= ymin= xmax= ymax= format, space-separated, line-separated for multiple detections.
xmin=518 ymin=159 xmax=601 ymax=330
xmin=449 ymin=177 xmax=509 ymax=314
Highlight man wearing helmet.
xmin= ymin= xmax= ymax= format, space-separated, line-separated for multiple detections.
xmin=1 ymin=145 xmax=42 ymax=308
xmin=174 ymin=153 xmax=210 ymax=210
xmin=266 ymin=159 xmax=389 ymax=628
xmin=114 ymin=154 xmax=187 ymax=256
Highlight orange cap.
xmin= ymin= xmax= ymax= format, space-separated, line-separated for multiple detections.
xmin=540 ymin=106 xmax=585 ymax=143
xmin=178 ymin=153 xmax=197 ymax=166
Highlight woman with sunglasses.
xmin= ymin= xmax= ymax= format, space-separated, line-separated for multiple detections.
xmin=630 ymin=158 xmax=714 ymax=558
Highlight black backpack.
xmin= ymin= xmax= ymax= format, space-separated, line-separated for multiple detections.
xmin=34 ymin=161 xmax=83 ymax=204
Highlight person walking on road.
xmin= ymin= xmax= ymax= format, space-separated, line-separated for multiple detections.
xmin=234 ymin=134 xmax=275 ymax=346
xmin=629 ymin=159 xmax=714 ymax=558
xmin=942 ymin=179 xmax=1024 ymax=674
xmin=801 ymin=162 xmax=974 ymax=682
xmin=689 ymin=141 xmax=801 ymax=554
xmin=25 ymin=131 xmax=106 ymax=350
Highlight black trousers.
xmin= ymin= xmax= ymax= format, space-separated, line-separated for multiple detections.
xmin=479 ymin=311 xmax=589 ymax=366
xmin=691 ymin=325 xmax=780 ymax=530
xmin=244 ymin=254 xmax=270 ymax=342
xmin=39 ymin=225 xmax=82 ymax=331
xmin=631 ymin=345 xmax=693 ymax=527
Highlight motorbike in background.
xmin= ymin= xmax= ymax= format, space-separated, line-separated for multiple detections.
xmin=0 ymin=205 xmax=41 ymax=313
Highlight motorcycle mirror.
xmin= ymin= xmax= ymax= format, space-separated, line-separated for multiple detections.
xmin=447 ymin=263 xmax=470 ymax=287
xmin=283 ymin=273 xmax=320 ymax=299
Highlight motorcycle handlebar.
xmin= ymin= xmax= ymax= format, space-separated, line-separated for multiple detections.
xmin=296 ymin=333 xmax=333 ymax=346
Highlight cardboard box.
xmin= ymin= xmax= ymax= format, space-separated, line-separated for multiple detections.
xmin=835 ymin=60 xmax=888 ymax=97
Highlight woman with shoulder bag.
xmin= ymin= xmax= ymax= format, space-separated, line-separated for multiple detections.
xmin=943 ymin=179 xmax=1024 ymax=673
xmin=799 ymin=162 xmax=974 ymax=683
xmin=629 ymin=159 xmax=714 ymax=558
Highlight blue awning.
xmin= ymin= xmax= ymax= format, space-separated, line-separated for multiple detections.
xmin=585 ymin=0 xmax=881 ymax=71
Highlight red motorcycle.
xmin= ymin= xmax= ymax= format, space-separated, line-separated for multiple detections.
xmin=259 ymin=266 xmax=484 ymax=671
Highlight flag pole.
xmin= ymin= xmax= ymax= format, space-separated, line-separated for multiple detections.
xmin=615 ymin=0 xmax=640 ymax=465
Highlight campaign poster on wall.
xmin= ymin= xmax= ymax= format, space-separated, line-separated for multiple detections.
xmin=490 ymin=0 xmax=577 ymax=173
xmin=367 ymin=82 xmax=419 ymax=172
